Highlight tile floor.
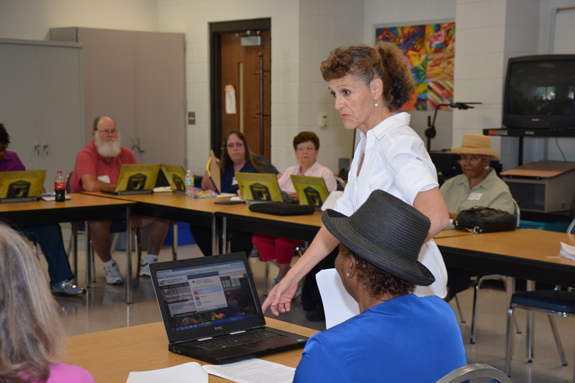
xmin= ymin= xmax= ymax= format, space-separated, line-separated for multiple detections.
xmin=44 ymin=234 xmax=574 ymax=383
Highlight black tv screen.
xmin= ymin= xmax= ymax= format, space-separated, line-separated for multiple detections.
xmin=503 ymin=55 xmax=575 ymax=129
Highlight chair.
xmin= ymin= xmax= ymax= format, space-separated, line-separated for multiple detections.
xmin=435 ymin=363 xmax=512 ymax=383
xmin=504 ymin=218 xmax=575 ymax=380
xmin=65 ymin=172 xmax=142 ymax=287
xmin=455 ymin=199 xmax=521 ymax=343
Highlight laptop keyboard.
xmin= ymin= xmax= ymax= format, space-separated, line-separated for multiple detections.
xmin=194 ymin=328 xmax=286 ymax=351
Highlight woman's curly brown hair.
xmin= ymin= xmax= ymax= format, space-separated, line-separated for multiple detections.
xmin=320 ymin=42 xmax=415 ymax=111
xmin=339 ymin=244 xmax=414 ymax=298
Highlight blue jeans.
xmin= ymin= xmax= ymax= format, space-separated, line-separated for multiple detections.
xmin=20 ymin=225 xmax=74 ymax=286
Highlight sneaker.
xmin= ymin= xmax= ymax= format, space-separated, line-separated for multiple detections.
xmin=51 ymin=280 xmax=86 ymax=297
xmin=139 ymin=255 xmax=158 ymax=277
xmin=104 ymin=261 xmax=123 ymax=285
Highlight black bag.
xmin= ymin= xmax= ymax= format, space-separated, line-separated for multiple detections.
xmin=249 ymin=202 xmax=315 ymax=216
xmin=454 ymin=207 xmax=517 ymax=233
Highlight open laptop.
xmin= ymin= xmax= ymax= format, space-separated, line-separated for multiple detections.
xmin=0 ymin=170 xmax=46 ymax=203
xmin=290 ymin=175 xmax=330 ymax=208
xmin=235 ymin=173 xmax=284 ymax=204
xmin=149 ymin=252 xmax=309 ymax=364
xmin=102 ymin=164 xmax=160 ymax=195
xmin=156 ymin=164 xmax=186 ymax=194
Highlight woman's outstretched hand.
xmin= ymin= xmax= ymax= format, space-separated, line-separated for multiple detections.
xmin=261 ymin=275 xmax=299 ymax=316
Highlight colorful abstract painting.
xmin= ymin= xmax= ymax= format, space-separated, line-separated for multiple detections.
xmin=376 ymin=22 xmax=455 ymax=111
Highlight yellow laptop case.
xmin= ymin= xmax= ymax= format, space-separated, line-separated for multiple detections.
xmin=290 ymin=175 xmax=329 ymax=208
xmin=236 ymin=173 xmax=283 ymax=203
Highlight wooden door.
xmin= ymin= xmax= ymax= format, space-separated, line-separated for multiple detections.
xmin=220 ymin=30 xmax=271 ymax=159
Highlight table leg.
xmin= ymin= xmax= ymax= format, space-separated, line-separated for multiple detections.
xmin=212 ymin=215 xmax=218 ymax=255
xmin=172 ymin=221 xmax=178 ymax=261
xmin=526 ymin=279 xmax=535 ymax=361
xmin=73 ymin=222 xmax=78 ymax=283
xmin=222 ymin=217 xmax=228 ymax=253
xmin=126 ymin=207 xmax=132 ymax=304
xmin=86 ymin=222 xmax=92 ymax=288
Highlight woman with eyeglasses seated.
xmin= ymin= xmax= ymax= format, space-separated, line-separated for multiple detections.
xmin=252 ymin=132 xmax=337 ymax=283
xmin=192 ymin=130 xmax=279 ymax=256
xmin=293 ymin=190 xmax=466 ymax=383
xmin=440 ymin=133 xmax=514 ymax=301
xmin=0 ymin=223 xmax=95 ymax=383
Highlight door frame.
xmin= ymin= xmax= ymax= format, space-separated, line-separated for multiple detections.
xmin=209 ymin=18 xmax=271 ymax=159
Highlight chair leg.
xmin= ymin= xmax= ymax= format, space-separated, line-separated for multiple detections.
xmin=110 ymin=233 xmax=119 ymax=255
xmin=263 ymin=261 xmax=269 ymax=296
xmin=470 ymin=280 xmax=480 ymax=344
xmin=548 ymin=314 xmax=568 ymax=366
xmin=505 ymin=306 xmax=514 ymax=376
xmin=454 ymin=295 xmax=466 ymax=323
xmin=133 ymin=229 xmax=142 ymax=288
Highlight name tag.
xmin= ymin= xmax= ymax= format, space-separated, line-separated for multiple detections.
xmin=232 ymin=177 xmax=238 ymax=186
xmin=468 ymin=192 xmax=483 ymax=201
xmin=98 ymin=175 xmax=111 ymax=183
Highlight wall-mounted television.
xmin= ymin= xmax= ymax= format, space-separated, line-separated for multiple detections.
xmin=503 ymin=54 xmax=575 ymax=129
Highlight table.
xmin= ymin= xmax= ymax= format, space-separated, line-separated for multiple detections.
xmin=83 ymin=192 xmax=221 ymax=255
xmin=436 ymin=228 xmax=575 ymax=287
xmin=64 ymin=318 xmax=316 ymax=383
xmin=0 ymin=194 xmax=137 ymax=302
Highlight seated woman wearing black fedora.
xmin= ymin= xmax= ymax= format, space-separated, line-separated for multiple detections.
xmin=294 ymin=190 xmax=466 ymax=383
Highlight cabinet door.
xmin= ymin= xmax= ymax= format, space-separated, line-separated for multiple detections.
xmin=36 ymin=45 xmax=84 ymax=183
xmin=0 ymin=42 xmax=41 ymax=170
xmin=75 ymin=28 xmax=137 ymax=146
xmin=133 ymin=31 xmax=186 ymax=166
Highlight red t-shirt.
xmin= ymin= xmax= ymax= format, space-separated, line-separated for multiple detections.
xmin=70 ymin=141 xmax=137 ymax=193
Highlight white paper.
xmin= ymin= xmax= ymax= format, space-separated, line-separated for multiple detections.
xmin=97 ymin=175 xmax=111 ymax=183
xmin=40 ymin=193 xmax=71 ymax=201
xmin=559 ymin=241 xmax=575 ymax=262
xmin=126 ymin=362 xmax=208 ymax=383
xmin=203 ymin=358 xmax=295 ymax=383
xmin=316 ymin=268 xmax=359 ymax=329
xmin=153 ymin=186 xmax=172 ymax=193
xmin=217 ymin=192 xmax=237 ymax=198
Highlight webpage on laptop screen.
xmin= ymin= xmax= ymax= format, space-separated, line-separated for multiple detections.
xmin=157 ymin=262 xmax=257 ymax=332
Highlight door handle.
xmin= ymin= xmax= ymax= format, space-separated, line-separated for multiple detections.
xmin=43 ymin=143 xmax=49 ymax=156
xmin=131 ymin=137 xmax=145 ymax=153
xmin=34 ymin=143 xmax=40 ymax=156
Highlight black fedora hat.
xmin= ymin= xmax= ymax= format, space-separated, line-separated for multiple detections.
xmin=322 ymin=190 xmax=435 ymax=286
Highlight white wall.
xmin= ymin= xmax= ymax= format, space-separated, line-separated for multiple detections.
xmin=363 ymin=0 xmax=457 ymax=152
xmin=0 ymin=0 xmax=159 ymax=40
xmin=293 ymin=0 xmax=364 ymax=173
xmin=157 ymin=0 xmax=302 ymax=174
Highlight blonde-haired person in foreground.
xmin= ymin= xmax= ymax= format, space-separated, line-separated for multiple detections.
xmin=0 ymin=224 xmax=95 ymax=383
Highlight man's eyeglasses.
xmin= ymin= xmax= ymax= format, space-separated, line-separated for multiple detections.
xmin=457 ymin=155 xmax=485 ymax=164
xmin=296 ymin=145 xmax=315 ymax=152
xmin=227 ymin=142 xmax=244 ymax=149
xmin=98 ymin=129 xmax=118 ymax=136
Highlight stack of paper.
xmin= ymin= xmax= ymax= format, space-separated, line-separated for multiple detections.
xmin=559 ymin=241 xmax=575 ymax=261
xmin=126 ymin=359 xmax=295 ymax=383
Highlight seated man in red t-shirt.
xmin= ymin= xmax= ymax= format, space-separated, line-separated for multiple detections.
xmin=70 ymin=116 xmax=169 ymax=285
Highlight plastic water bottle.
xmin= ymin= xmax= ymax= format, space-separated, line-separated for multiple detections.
xmin=185 ymin=170 xmax=194 ymax=197
xmin=54 ymin=170 xmax=66 ymax=202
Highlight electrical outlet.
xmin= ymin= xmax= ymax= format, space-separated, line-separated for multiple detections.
xmin=188 ymin=112 xmax=196 ymax=125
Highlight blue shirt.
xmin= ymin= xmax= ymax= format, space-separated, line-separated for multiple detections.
xmin=294 ymin=294 xmax=467 ymax=383
xmin=220 ymin=156 xmax=278 ymax=194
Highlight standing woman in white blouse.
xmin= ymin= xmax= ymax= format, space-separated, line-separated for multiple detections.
xmin=262 ymin=42 xmax=450 ymax=316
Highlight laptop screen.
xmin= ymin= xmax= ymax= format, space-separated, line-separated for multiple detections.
xmin=151 ymin=253 xmax=265 ymax=343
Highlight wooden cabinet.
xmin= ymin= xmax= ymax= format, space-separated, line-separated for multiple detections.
xmin=0 ymin=38 xmax=84 ymax=189
xmin=50 ymin=27 xmax=186 ymax=167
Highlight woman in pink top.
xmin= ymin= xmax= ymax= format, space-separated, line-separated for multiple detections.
xmin=252 ymin=132 xmax=337 ymax=282
xmin=0 ymin=224 xmax=95 ymax=383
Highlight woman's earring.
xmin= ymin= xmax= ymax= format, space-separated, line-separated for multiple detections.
xmin=375 ymin=102 xmax=378 ymax=107
xmin=346 ymin=272 xmax=350 ymax=278
xmin=484 ymin=165 xmax=489 ymax=170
